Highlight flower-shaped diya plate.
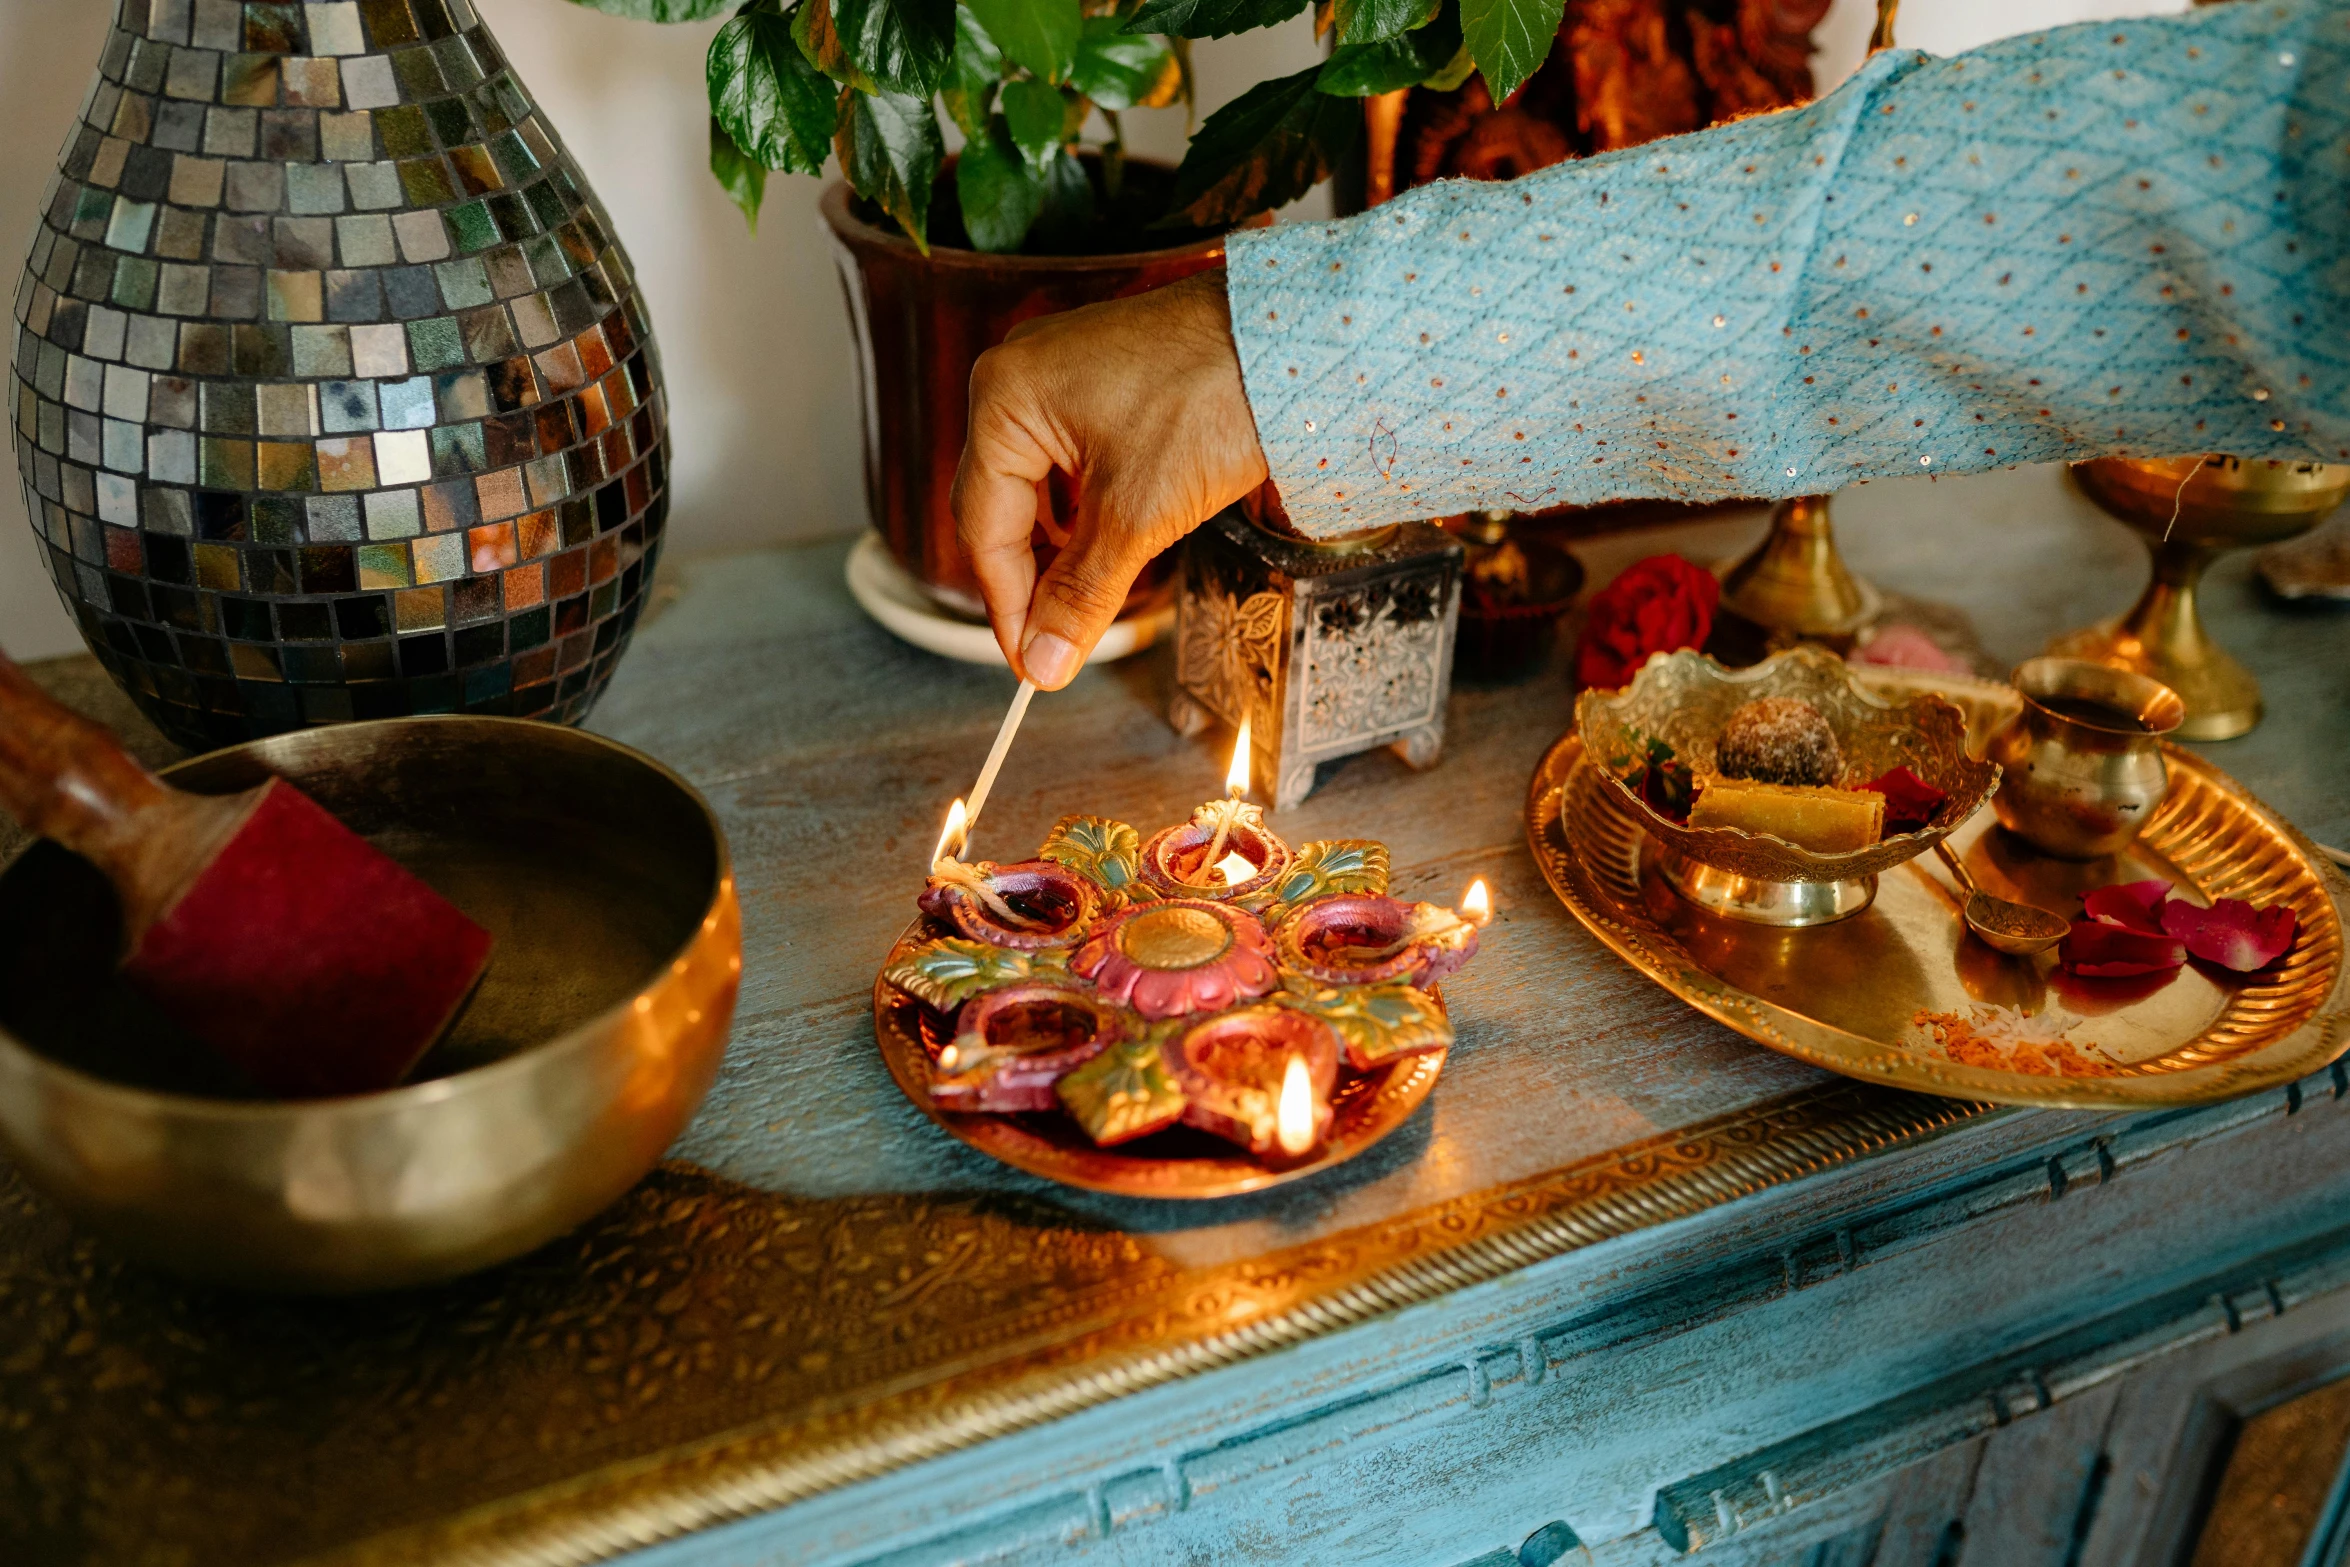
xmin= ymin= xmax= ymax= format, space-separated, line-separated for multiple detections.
xmin=872 ymin=810 xmax=1468 ymax=1197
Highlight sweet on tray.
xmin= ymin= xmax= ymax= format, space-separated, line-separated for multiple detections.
xmin=1689 ymin=778 xmax=1886 ymax=853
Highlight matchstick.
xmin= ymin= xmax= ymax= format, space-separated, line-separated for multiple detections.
xmin=961 ymin=678 xmax=1037 ymax=850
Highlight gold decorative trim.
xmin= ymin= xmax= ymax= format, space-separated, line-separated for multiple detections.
xmin=313 ymin=1085 xmax=1985 ymax=1567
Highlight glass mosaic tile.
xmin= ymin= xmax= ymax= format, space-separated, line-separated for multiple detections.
xmin=14 ymin=0 xmax=668 ymax=748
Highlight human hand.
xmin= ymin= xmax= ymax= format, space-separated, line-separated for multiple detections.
xmin=951 ymin=271 xmax=1268 ymax=689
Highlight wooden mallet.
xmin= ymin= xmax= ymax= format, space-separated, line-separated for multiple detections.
xmin=0 ymin=655 xmax=493 ymax=1098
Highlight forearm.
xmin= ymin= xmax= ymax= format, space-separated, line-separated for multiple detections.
xmin=1228 ymin=0 xmax=2350 ymax=535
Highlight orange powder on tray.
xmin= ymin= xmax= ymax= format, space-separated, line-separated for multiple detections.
xmin=1911 ymin=1007 xmax=2128 ymax=1079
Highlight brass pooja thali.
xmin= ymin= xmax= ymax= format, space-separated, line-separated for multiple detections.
xmin=1529 ymin=665 xmax=2350 ymax=1110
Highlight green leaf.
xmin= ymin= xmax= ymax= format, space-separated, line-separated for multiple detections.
xmin=1123 ymin=0 xmax=1307 ymax=42
xmin=884 ymin=937 xmax=1065 ymax=1010
xmin=1160 ymin=63 xmax=1358 ymax=228
xmin=708 ymin=117 xmax=767 ymax=228
xmin=1069 ymin=15 xmax=1180 ymax=108
xmin=942 ymin=6 xmax=1004 ymax=139
xmin=1056 ymin=1029 xmax=1187 ymax=1145
xmin=1331 ymin=0 xmax=1433 ymax=44
xmin=832 ymin=0 xmax=958 ymax=95
xmin=565 ymin=0 xmax=734 ymax=19
xmin=965 ymin=0 xmax=1081 ymax=82
xmin=837 ymin=89 xmax=945 ymax=249
xmin=1277 ymin=982 xmax=1451 ymax=1069
xmin=1028 ymin=143 xmax=1098 ymax=247
xmin=1458 ymin=0 xmax=1563 ymax=105
xmin=1001 ymin=74 xmax=1070 ymax=168
xmin=956 ymin=115 xmax=1045 ymax=251
xmin=1253 ymin=837 xmax=1390 ymax=918
xmin=1420 ymin=38 xmax=1475 ymax=90
xmin=1316 ymin=4 xmax=1458 ymax=95
xmin=1039 ymin=814 xmax=1145 ymax=896
xmin=793 ymin=0 xmax=879 ymax=91
xmin=708 ymin=6 xmax=839 ymax=174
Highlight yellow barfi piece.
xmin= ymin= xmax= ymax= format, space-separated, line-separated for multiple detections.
xmin=1689 ymin=779 xmax=1886 ymax=853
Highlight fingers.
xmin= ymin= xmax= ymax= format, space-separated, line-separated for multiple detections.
xmin=951 ymin=351 xmax=1056 ymax=667
xmin=1019 ymin=512 xmax=1162 ymax=689
xmin=953 ymin=274 xmax=1263 ymax=686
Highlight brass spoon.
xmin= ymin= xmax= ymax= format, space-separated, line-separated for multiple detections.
xmin=1932 ymin=841 xmax=2070 ymax=956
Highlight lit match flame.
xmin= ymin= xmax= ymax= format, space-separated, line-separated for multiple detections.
xmin=1226 ymin=714 xmax=1252 ymax=798
xmin=932 ymin=798 xmax=969 ymax=869
xmin=1461 ymin=878 xmax=1491 ymax=925
xmin=1276 ymin=1052 xmax=1315 ymax=1156
xmin=1215 ymin=850 xmax=1257 ymax=887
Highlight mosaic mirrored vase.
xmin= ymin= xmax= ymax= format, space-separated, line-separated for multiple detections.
xmin=1171 ymin=505 xmax=1461 ymax=810
xmin=9 ymin=0 xmax=670 ymax=750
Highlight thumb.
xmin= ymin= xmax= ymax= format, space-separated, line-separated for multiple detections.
xmin=1018 ymin=515 xmax=1159 ymax=690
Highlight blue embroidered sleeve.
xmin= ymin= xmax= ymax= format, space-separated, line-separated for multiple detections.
xmin=1224 ymin=0 xmax=2350 ymax=536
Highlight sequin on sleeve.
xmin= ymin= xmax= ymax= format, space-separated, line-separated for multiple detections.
xmin=1227 ymin=1 xmax=2350 ymax=536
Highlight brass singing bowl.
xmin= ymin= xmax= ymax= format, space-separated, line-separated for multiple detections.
xmin=0 ymin=717 xmax=740 ymax=1293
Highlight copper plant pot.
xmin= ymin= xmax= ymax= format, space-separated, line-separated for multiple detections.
xmin=821 ymin=173 xmax=1236 ymax=617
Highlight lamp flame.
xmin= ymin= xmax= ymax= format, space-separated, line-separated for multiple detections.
xmin=1461 ymin=878 xmax=1491 ymax=925
xmin=1276 ymin=1052 xmax=1315 ymax=1156
xmin=1226 ymin=715 xmax=1252 ymax=798
xmin=933 ymin=798 xmax=969 ymax=868
xmin=1215 ymin=850 xmax=1258 ymax=887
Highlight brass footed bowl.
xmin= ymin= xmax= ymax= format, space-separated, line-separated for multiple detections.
xmin=1574 ymin=648 xmax=2002 ymax=925
xmin=0 ymin=717 xmax=741 ymax=1293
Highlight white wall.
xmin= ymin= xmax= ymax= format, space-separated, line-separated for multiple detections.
xmin=0 ymin=0 xmax=2183 ymax=660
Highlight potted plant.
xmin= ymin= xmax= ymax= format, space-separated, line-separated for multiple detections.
xmin=571 ymin=0 xmax=1524 ymax=613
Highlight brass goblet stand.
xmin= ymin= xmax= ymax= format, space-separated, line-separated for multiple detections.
xmin=1715 ymin=493 xmax=1884 ymax=641
xmin=2057 ymin=457 xmax=2349 ymax=741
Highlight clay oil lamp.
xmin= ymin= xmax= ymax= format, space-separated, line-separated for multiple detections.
xmin=1137 ymin=719 xmax=1296 ymax=903
xmin=920 ymin=799 xmax=1103 ymax=950
xmin=1072 ymin=901 xmax=1280 ymax=1020
xmin=1165 ymin=1007 xmax=1341 ymax=1159
xmin=931 ymin=985 xmax=1128 ymax=1113
xmin=881 ymin=702 xmax=1489 ymax=1188
xmin=1278 ymin=878 xmax=1491 ymax=989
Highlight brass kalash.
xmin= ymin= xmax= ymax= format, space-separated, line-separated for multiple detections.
xmin=1707 ymin=0 xmax=1902 ymax=647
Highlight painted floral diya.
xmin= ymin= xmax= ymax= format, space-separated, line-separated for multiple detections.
xmin=873 ymin=739 xmax=1485 ymax=1196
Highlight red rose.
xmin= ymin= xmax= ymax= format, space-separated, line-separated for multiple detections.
xmin=1575 ymin=555 xmax=1720 ymax=690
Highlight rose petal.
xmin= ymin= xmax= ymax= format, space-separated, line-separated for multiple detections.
xmin=2160 ymin=897 xmax=2299 ymax=972
xmin=2081 ymin=880 xmax=2173 ymax=935
xmin=2060 ymin=917 xmax=2186 ymax=977
xmin=1860 ymin=766 xmax=1950 ymax=834
xmin=1854 ymin=623 xmax=1969 ymax=673
xmin=1640 ymin=761 xmax=1694 ymax=823
xmin=2051 ymin=964 xmax=2181 ymax=1008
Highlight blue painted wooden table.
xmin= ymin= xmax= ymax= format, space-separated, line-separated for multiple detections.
xmin=3 ymin=464 xmax=2347 ymax=1567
